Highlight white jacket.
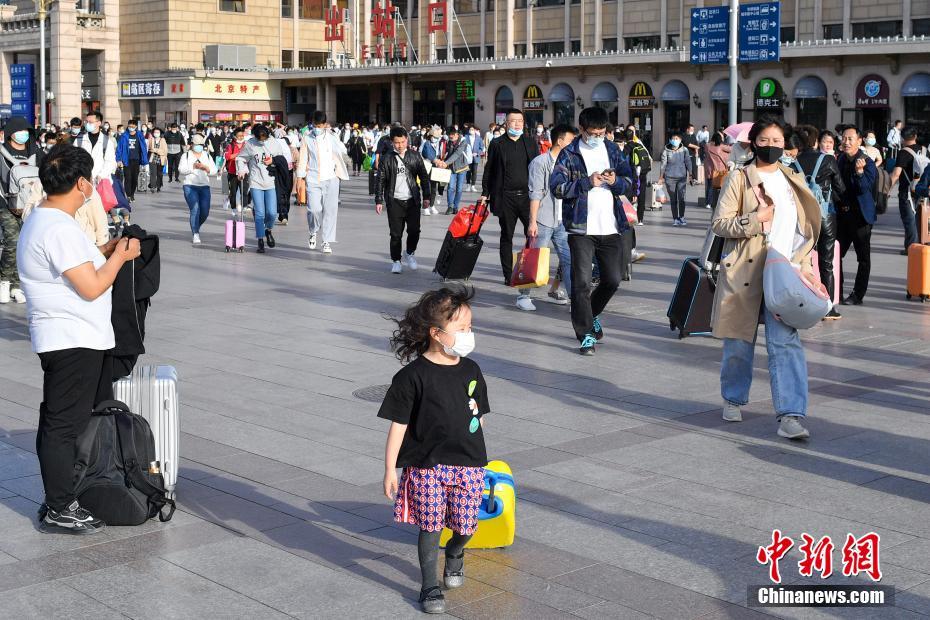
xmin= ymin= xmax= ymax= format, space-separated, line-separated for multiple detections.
xmin=296 ymin=133 xmax=349 ymax=184
xmin=177 ymin=151 xmax=217 ymax=186
xmin=75 ymin=132 xmax=117 ymax=183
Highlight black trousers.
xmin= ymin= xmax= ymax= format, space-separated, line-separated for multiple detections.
xmin=228 ymin=172 xmax=250 ymax=209
xmin=816 ymin=213 xmax=837 ymax=300
xmin=837 ymin=212 xmax=872 ymax=300
xmin=497 ymin=191 xmax=532 ymax=283
xmin=388 ymin=198 xmax=421 ymax=261
xmin=149 ymin=160 xmax=163 ymax=191
xmin=466 ymin=161 xmax=479 ymax=186
xmin=167 ymin=152 xmax=182 ymax=182
xmin=635 ymin=171 xmax=649 ymax=223
xmin=568 ymin=234 xmax=622 ymax=342
xmin=36 ymin=348 xmax=113 ymax=511
xmin=125 ymin=160 xmax=141 ymax=199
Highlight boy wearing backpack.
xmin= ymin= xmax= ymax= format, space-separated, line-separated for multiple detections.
xmin=794 ymin=125 xmax=846 ymax=318
xmin=890 ymin=127 xmax=929 ymax=252
xmin=623 ymin=128 xmax=652 ymax=224
xmin=0 ymin=116 xmax=45 ymax=304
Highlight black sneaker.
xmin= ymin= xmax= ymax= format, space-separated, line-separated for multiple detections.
xmin=579 ymin=334 xmax=597 ymax=356
xmin=42 ymin=500 xmax=105 ymax=534
xmin=592 ymin=315 xmax=604 ymax=341
xmin=841 ymin=294 xmax=862 ymax=306
xmin=419 ymin=586 xmax=446 ymax=614
xmin=257 ymin=238 xmax=266 ymax=254
xmin=265 ymin=230 xmax=276 ymax=248
xmin=900 ymin=249 xmax=909 ymax=256
xmin=823 ymin=308 xmax=842 ymax=320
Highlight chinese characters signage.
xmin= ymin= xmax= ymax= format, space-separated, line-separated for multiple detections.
xmin=120 ymin=80 xmax=165 ymax=98
xmin=455 ymin=80 xmax=475 ymax=101
xmin=11 ymin=64 xmax=36 ymax=125
xmin=856 ymin=75 xmax=890 ymax=108
xmin=754 ymin=77 xmax=784 ymax=111
xmin=757 ymin=530 xmax=883 ymax=584
xmin=325 ymin=6 xmax=345 ymax=42
xmin=363 ymin=0 xmax=408 ymax=62
xmin=522 ymin=84 xmax=544 ymax=111
xmin=739 ymin=1 xmax=780 ymax=63
xmin=628 ymin=82 xmax=655 ymax=110
xmin=372 ymin=0 xmax=396 ymax=39
xmin=428 ymin=1 xmax=447 ymax=34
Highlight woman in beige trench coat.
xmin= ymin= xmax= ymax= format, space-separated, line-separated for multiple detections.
xmin=711 ymin=116 xmax=823 ymax=440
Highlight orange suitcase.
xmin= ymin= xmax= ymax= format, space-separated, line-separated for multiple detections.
xmin=920 ymin=199 xmax=930 ymax=245
xmin=906 ymin=243 xmax=930 ymax=302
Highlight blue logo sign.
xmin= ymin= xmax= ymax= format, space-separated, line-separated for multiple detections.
xmin=738 ymin=2 xmax=780 ymax=63
xmin=864 ymin=80 xmax=881 ymax=98
xmin=10 ymin=64 xmax=35 ymax=125
xmin=690 ymin=6 xmax=730 ymax=65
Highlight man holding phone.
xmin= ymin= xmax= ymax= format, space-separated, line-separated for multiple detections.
xmin=551 ymin=107 xmax=634 ymax=355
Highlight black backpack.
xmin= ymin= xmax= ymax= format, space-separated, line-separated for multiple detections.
xmin=73 ymin=400 xmax=176 ymax=526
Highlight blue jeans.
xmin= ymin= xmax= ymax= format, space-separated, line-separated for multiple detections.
xmin=250 ymin=187 xmax=277 ymax=239
xmin=530 ymin=221 xmax=572 ymax=296
xmin=899 ymin=190 xmax=918 ymax=249
xmin=182 ymin=184 xmax=211 ymax=234
xmin=447 ymin=171 xmax=466 ymax=213
xmin=721 ymin=305 xmax=808 ymax=418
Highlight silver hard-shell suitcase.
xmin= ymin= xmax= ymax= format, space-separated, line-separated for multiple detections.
xmin=113 ymin=365 xmax=179 ymax=498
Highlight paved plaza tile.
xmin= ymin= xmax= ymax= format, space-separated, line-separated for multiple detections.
xmin=1 ymin=175 xmax=929 ymax=618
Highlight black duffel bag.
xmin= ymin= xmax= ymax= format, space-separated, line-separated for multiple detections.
xmin=73 ymin=400 xmax=176 ymax=526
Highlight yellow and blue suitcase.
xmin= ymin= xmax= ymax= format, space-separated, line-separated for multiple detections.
xmin=440 ymin=460 xmax=516 ymax=549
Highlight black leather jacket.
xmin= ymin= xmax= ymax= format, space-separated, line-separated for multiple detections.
xmin=795 ymin=149 xmax=845 ymax=211
xmin=376 ymin=149 xmax=431 ymax=205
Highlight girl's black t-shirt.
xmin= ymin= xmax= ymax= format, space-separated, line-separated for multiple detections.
xmin=378 ymin=356 xmax=490 ymax=468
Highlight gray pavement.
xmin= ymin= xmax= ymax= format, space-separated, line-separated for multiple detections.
xmin=1 ymin=172 xmax=929 ymax=619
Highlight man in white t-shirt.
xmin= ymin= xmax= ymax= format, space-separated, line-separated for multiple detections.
xmin=17 ymin=145 xmax=140 ymax=534
xmin=550 ymin=107 xmax=634 ymax=356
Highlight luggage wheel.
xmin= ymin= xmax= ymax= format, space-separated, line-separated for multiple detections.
xmin=225 ymin=247 xmax=230 ymax=253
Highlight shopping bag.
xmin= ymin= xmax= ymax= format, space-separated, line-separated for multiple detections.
xmin=620 ymin=195 xmax=637 ymax=224
xmin=96 ymin=179 xmax=118 ymax=213
xmin=362 ymin=154 xmax=373 ymax=172
xmin=511 ymin=245 xmax=550 ymax=288
xmin=448 ymin=203 xmax=489 ymax=238
xmin=430 ymin=167 xmax=452 ymax=185
xmin=653 ymin=182 xmax=669 ymax=204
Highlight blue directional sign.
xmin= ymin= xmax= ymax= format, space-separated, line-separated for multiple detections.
xmin=739 ymin=1 xmax=780 ymax=63
xmin=10 ymin=64 xmax=35 ymax=125
xmin=690 ymin=6 xmax=730 ymax=64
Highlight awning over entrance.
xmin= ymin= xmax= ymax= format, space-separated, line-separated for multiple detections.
xmin=591 ymin=82 xmax=619 ymax=102
xmin=549 ymin=83 xmax=574 ymax=103
xmin=660 ymin=80 xmax=689 ymax=102
xmin=711 ymin=79 xmax=740 ymax=101
xmin=793 ymin=76 xmax=827 ymax=99
xmin=902 ymin=73 xmax=930 ymax=97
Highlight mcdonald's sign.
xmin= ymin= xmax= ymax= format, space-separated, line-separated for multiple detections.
xmin=523 ymin=84 xmax=544 ymax=111
xmin=629 ymin=81 xmax=655 ymax=110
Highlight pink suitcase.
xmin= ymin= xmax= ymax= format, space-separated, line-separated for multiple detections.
xmin=225 ymin=209 xmax=245 ymax=253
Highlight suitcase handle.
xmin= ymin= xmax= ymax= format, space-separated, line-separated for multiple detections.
xmin=93 ymin=400 xmax=133 ymax=415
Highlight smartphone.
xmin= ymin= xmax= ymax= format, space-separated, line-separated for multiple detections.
xmin=601 ymin=169 xmax=615 ymax=175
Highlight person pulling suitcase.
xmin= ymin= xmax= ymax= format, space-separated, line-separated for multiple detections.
xmin=375 ymin=127 xmax=432 ymax=274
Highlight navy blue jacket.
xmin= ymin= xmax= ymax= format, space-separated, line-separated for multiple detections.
xmin=837 ymin=151 xmax=878 ymax=225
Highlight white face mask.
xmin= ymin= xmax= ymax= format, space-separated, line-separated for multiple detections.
xmin=80 ymin=178 xmax=93 ymax=206
xmin=438 ymin=329 xmax=475 ymax=358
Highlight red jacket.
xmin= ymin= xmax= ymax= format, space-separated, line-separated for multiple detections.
xmin=224 ymin=141 xmax=244 ymax=175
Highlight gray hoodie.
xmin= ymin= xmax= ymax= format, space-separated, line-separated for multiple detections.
xmin=235 ymin=136 xmax=284 ymax=190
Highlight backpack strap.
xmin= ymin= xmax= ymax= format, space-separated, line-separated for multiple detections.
xmin=113 ymin=411 xmax=176 ymax=522
xmin=72 ymin=415 xmax=103 ymax=492
xmin=811 ymin=153 xmax=826 ymax=181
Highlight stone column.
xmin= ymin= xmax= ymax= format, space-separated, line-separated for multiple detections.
xmin=51 ymin=2 xmax=81 ymax=123
xmin=594 ymin=0 xmax=602 ymax=51
xmin=506 ymin=0 xmax=515 ymax=56
xmin=390 ymin=79 xmax=399 ymax=121
xmin=400 ymin=79 xmax=412 ymax=125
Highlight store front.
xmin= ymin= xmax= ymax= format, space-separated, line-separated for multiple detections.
xmin=793 ymin=76 xmax=827 ymax=129
xmin=628 ymin=81 xmax=655 ymax=153
xmin=494 ymin=86 xmax=514 ymax=125
xmin=550 ymin=83 xmax=575 ymax=126
xmin=855 ymin=74 xmax=891 ymax=139
xmin=711 ymin=78 xmax=742 ymax=130
xmin=753 ymin=77 xmax=785 ymax=121
xmin=591 ymin=81 xmax=619 ymax=126
xmin=660 ymin=80 xmax=690 ymax=140
xmin=522 ymin=84 xmax=545 ymax=128
xmin=118 ymin=77 xmax=282 ymax=128
xmin=413 ymin=83 xmax=445 ymax=128
xmin=336 ymin=87 xmax=371 ymax=124
xmin=902 ymin=72 xmax=930 ymax=146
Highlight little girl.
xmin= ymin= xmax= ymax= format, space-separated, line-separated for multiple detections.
xmin=379 ymin=286 xmax=489 ymax=614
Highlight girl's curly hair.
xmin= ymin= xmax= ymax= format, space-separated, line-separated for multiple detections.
xmin=389 ymin=286 xmax=475 ymax=363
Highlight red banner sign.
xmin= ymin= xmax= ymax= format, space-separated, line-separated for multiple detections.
xmin=325 ymin=6 xmax=345 ymax=42
xmin=372 ymin=0 xmax=396 ymax=39
xmin=428 ymin=1 xmax=447 ymax=33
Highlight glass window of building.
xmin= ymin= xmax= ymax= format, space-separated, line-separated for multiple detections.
xmin=299 ymin=51 xmax=327 ymax=68
xmin=822 ymin=23 xmax=843 ymax=39
xmin=281 ymin=50 xmax=293 ymax=68
xmin=514 ymin=44 xmax=528 ymax=56
xmin=852 ymin=20 xmax=903 ymax=38
xmin=666 ymin=34 xmax=680 ymax=47
xmin=533 ymin=41 xmax=564 ymax=55
xmin=624 ymin=35 xmax=660 ymax=51
xmin=437 ymin=48 xmax=448 ymax=61
xmin=570 ymin=40 xmax=581 ymax=53
xmin=454 ymin=0 xmax=480 ymax=11
xmin=452 ymin=47 xmax=474 ymax=60
xmin=780 ymin=26 xmax=795 ymax=42
xmin=486 ymin=45 xmax=495 ymax=58
xmin=220 ymin=0 xmax=245 ymax=12
xmin=914 ymin=18 xmax=930 ymax=35
xmin=515 ymin=0 xmax=526 ymax=8
xmin=536 ymin=0 xmax=564 ymax=6
xmin=281 ymin=0 xmax=292 ymax=17
xmin=299 ymin=0 xmax=324 ymax=19
xmin=602 ymin=38 xmax=618 ymax=51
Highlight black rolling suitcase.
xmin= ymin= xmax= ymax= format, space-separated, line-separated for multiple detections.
xmin=434 ymin=232 xmax=484 ymax=280
xmin=620 ymin=229 xmax=634 ymax=281
xmin=667 ymin=257 xmax=716 ymax=339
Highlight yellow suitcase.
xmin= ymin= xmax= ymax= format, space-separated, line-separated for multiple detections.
xmin=440 ymin=460 xmax=516 ymax=549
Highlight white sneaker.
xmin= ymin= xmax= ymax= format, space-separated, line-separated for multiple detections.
xmin=631 ymin=249 xmax=646 ymax=263
xmin=777 ymin=415 xmax=810 ymax=439
xmin=391 ymin=261 xmax=403 ymax=274
xmin=679 ymin=218 xmax=688 ymax=226
xmin=422 ymin=208 xmax=432 ymax=216
xmin=192 ymin=234 xmax=202 ymax=244
xmin=516 ymin=296 xmax=536 ymax=311
xmin=223 ymin=199 xmax=231 ymax=210
xmin=430 ymin=206 xmax=439 ymax=215
xmin=637 ymin=220 xmax=645 ymax=226
xmin=722 ymin=401 xmax=742 ymax=422
xmin=308 ymin=233 xmax=317 ymax=249
xmin=0 ymin=281 xmax=10 ymax=304
xmin=322 ymin=242 xmax=333 ymax=254
xmin=10 ymin=288 xmax=25 ymax=304
xmin=672 ymin=219 xmax=681 ymax=227
xmin=402 ymin=252 xmax=418 ymax=271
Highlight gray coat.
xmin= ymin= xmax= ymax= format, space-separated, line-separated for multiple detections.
xmin=235 ymin=137 xmax=284 ymax=190
xmin=528 ymin=152 xmax=560 ymax=229
xmin=661 ymin=146 xmax=689 ymax=179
